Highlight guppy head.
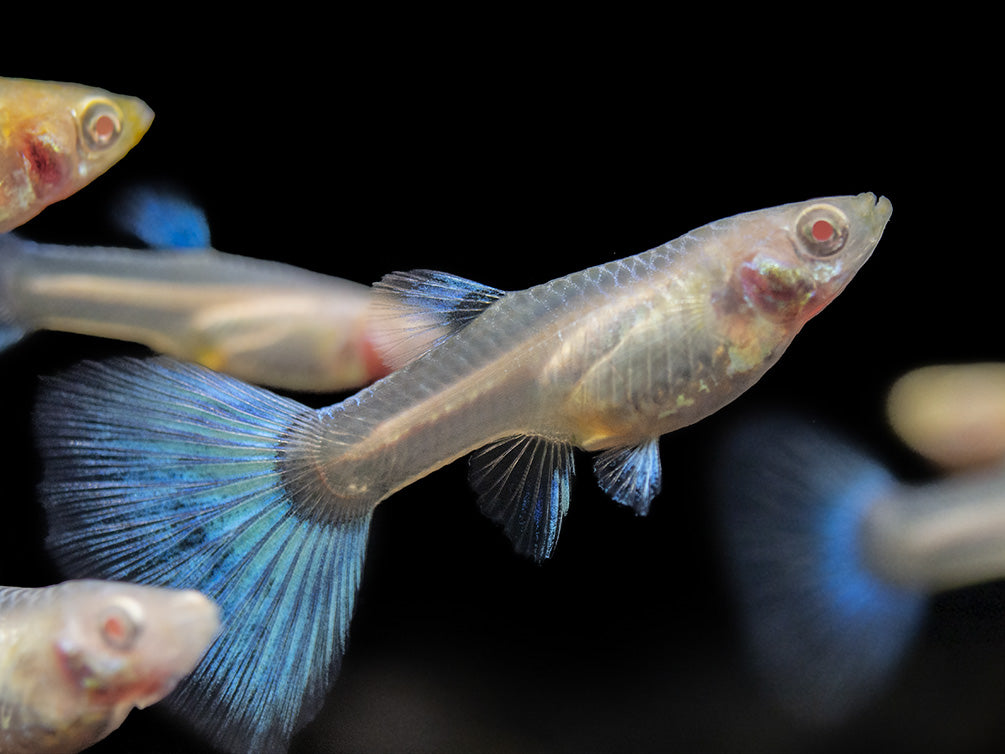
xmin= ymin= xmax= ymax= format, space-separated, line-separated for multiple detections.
xmin=4 ymin=78 xmax=153 ymax=204
xmin=736 ymin=193 xmax=892 ymax=326
xmin=54 ymin=580 xmax=219 ymax=713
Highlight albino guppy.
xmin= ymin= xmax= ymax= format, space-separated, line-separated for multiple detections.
xmin=0 ymin=230 xmax=389 ymax=392
xmin=887 ymin=363 xmax=1005 ymax=470
xmin=0 ymin=77 xmax=153 ymax=233
xmin=0 ymin=579 xmax=219 ymax=754
xmin=715 ymin=414 xmax=1005 ymax=724
xmin=34 ymin=194 xmax=891 ymax=752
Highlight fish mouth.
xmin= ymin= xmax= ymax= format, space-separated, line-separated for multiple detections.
xmin=856 ymin=192 xmax=893 ymax=227
xmin=119 ymin=96 xmax=155 ymax=144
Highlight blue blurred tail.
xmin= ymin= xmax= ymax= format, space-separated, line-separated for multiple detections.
xmin=112 ymin=185 xmax=211 ymax=249
xmin=712 ymin=413 xmax=926 ymax=723
xmin=35 ymin=357 xmax=368 ymax=753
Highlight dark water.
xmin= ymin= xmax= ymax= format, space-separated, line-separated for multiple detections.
xmin=4 ymin=37 xmax=1000 ymax=753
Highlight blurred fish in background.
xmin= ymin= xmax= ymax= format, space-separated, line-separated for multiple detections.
xmin=713 ymin=410 xmax=1005 ymax=724
xmin=0 ymin=189 xmax=389 ymax=391
xmin=0 ymin=579 xmax=218 ymax=754
xmin=887 ymin=363 xmax=1005 ymax=471
xmin=0 ymin=78 xmax=152 ymax=233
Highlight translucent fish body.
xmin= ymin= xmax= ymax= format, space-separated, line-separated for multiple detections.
xmin=0 ymin=579 xmax=218 ymax=754
xmin=0 ymin=77 xmax=153 ymax=233
xmin=300 ymin=193 xmax=893 ymax=520
xmin=0 ymin=235 xmax=386 ymax=391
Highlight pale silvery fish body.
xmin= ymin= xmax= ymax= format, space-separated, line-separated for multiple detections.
xmin=0 ymin=580 xmax=219 ymax=754
xmin=0 ymin=78 xmax=153 ymax=233
xmin=297 ymin=193 xmax=892 ymax=517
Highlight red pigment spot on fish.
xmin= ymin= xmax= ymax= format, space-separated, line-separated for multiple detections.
xmin=811 ymin=219 xmax=834 ymax=242
xmin=25 ymin=138 xmax=66 ymax=192
xmin=360 ymin=335 xmax=392 ymax=381
xmin=740 ymin=262 xmax=813 ymax=322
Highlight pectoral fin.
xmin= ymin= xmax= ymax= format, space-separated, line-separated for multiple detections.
xmin=370 ymin=269 xmax=505 ymax=369
xmin=593 ymin=439 xmax=662 ymax=515
xmin=468 ymin=435 xmax=574 ymax=562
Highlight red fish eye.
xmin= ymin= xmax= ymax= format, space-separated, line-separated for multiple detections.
xmin=92 ymin=114 xmax=117 ymax=143
xmin=79 ymin=100 xmax=123 ymax=151
xmin=795 ymin=204 xmax=849 ymax=258
xmin=811 ymin=219 xmax=834 ymax=242
xmin=99 ymin=604 xmax=141 ymax=649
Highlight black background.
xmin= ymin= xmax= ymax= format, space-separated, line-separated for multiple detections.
xmin=4 ymin=21 xmax=1002 ymax=754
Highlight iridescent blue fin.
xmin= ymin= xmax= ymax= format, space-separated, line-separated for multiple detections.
xmin=468 ymin=435 xmax=574 ymax=562
xmin=35 ymin=356 xmax=368 ymax=753
xmin=369 ymin=269 xmax=505 ymax=370
xmin=712 ymin=413 xmax=926 ymax=724
xmin=113 ymin=186 xmax=211 ymax=250
xmin=592 ymin=439 xmax=662 ymax=515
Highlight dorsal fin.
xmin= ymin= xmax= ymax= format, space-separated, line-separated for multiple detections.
xmin=112 ymin=186 xmax=211 ymax=250
xmin=593 ymin=439 xmax=662 ymax=515
xmin=468 ymin=434 xmax=574 ymax=562
xmin=368 ymin=269 xmax=505 ymax=370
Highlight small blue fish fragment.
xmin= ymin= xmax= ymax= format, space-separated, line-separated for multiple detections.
xmin=113 ymin=186 xmax=211 ymax=249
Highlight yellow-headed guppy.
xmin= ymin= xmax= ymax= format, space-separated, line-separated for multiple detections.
xmin=0 ymin=77 xmax=153 ymax=233
xmin=0 ymin=579 xmax=218 ymax=754
xmin=34 ymin=194 xmax=892 ymax=752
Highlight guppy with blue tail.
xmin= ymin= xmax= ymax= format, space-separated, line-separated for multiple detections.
xmin=34 ymin=194 xmax=892 ymax=752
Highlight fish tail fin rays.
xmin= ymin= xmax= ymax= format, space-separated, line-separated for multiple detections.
xmin=369 ymin=269 xmax=505 ymax=370
xmin=0 ymin=233 xmax=33 ymax=350
xmin=468 ymin=435 xmax=574 ymax=562
xmin=711 ymin=413 xmax=926 ymax=723
xmin=111 ymin=185 xmax=211 ymax=250
xmin=593 ymin=439 xmax=662 ymax=515
xmin=34 ymin=356 xmax=371 ymax=753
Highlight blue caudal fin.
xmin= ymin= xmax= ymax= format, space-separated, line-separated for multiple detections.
xmin=712 ymin=413 xmax=926 ymax=724
xmin=112 ymin=186 xmax=211 ymax=249
xmin=34 ymin=357 xmax=368 ymax=753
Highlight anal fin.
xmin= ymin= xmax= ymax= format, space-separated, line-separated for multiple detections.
xmin=468 ymin=435 xmax=574 ymax=562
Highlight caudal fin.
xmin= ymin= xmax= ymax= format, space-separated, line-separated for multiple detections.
xmin=712 ymin=413 xmax=926 ymax=723
xmin=35 ymin=356 xmax=369 ymax=753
